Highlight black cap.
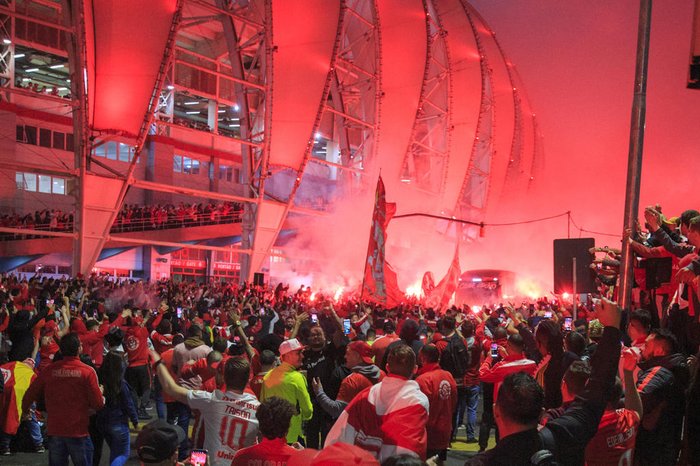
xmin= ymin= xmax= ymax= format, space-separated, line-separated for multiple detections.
xmin=136 ymin=420 xmax=185 ymax=463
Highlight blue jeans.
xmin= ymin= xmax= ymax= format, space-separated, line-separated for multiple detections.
xmin=167 ymin=401 xmax=191 ymax=460
xmin=465 ymin=385 xmax=480 ymax=440
xmin=102 ymin=423 xmax=130 ymax=466
xmin=0 ymin=420 xmax=43 ymax=451
xmin=48 ymin=436 xmax=93 ymax=466
xmin=154 ymin=376 xmax=167 ymax=420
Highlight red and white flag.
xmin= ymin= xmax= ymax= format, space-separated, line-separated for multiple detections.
xmin=425 ymin=244 xmax=461 ymax=311
xmin=325 ymin=376 xmax=429 ymax=461
xmin=362 ymin=176 xmax=403 ymax=306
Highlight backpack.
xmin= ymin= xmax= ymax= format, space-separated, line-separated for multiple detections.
xmin=531 ymin=428 xmax=559 ymax=466
xmin=439 ymin=333 xmax=469 ymax=379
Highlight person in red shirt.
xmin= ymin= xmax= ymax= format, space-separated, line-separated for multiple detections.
xmin=478 ymin=333 xmax=537 ymax=404
xmin=311 ymin=340 xmax=385 ymax=419
xmin=585 ymin=348 xmax=643 ymax=466
xmin=416 ymin=344 xmax=457 ymax=463
xmin=231 ymin=396 xmax=301 ymax=465
xmin=249 ymin=350 xmax=277 ymax=400
xmin=22 ymin=333 xmax=104 ymax=466
xmin=371 ymin=320 xmax=399 ymax=366
xmin=122 ymin=310 xmax=151 ymax=420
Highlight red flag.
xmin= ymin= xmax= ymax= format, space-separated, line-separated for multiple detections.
xmin=425 ymin=244 xmax=461 ymax=312
xmin=363 ymin=176 xmax=403 ymax=306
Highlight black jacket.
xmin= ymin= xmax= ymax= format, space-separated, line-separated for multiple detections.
xmin=634 ymin=352 xmax=690 ymax=463
xmin=465 ymin=326 xmax=621 ymax=466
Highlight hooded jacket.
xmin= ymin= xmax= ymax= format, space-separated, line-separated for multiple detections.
xmin=634 ymin=352 xmax=690 ymax=462
xmin=316 ymin=364 xmax=385 ymax=419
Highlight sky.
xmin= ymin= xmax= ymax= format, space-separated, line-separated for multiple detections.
xmin=455 ymin=0 xmax=700 ymax=293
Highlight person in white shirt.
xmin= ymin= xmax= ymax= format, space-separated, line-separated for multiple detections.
xmin=151 ymin=350 xmax=259 ymax=466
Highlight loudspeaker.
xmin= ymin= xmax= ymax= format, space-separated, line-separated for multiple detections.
xmin=642 ymin=257 xmax=673 ymax=290
xmin=553 ymin=238 xmax=596 ymax=294
xmin=253 ymin=272 xmax=265 ymax=287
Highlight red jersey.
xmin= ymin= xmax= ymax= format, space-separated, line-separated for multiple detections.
xmin=150 ymin=329 xmax=173 ymax=354
xmin=22 ymin=356 xmax=104 ymax=437
xmin=415 ymin=363 xmax=458 ymax=450
xmin=38 ymin=337 xmax=60 ymax=373
xmin=372 ymin=334 xmax=399 ymax=366
xmin=124 ymin=325 xmax=150 ymax=367
xmin=584 ymin=408 xmax=639 ymax=466
xmin=249 ymin=371 xmax=267 ymax=400
xmin=337 ymin=370 xmax=385 ymax=403
xmin=232 ymin=437 xmax=298 ymax=465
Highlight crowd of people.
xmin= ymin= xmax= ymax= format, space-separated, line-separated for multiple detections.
xmin=0 ymin=201 xmax=244 ymax=241
xmin=0 ymin=204 xmax=699 ymax=466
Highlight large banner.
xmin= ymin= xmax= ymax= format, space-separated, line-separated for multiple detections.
xmin=425 ymin=244 xmax=461 ymax=311
xmin=362 ymin=176 xmax=403 ymax=306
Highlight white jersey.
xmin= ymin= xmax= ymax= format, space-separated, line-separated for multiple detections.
xmin=187 ymin=389 xmax=260 ymax=466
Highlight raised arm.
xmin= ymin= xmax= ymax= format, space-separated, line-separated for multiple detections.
xmin=150 ymin=349 xmax=190 ymax=404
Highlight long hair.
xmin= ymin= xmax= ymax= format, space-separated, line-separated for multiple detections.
xmin=99 ymin=351 xmax=125 ymax=403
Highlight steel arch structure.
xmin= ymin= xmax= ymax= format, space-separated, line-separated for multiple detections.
xmin=0 ymin=0 xmax=541 ymax=281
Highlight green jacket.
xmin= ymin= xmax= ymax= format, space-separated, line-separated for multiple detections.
xmin=260 ymin=361 xmax=313 ymax=443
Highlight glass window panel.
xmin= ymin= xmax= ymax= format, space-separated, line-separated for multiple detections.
xmin=39 ymin=128 xmax=51 ymax=148
xmin=52 ymin=177 xmax=65 ymax=195
xmin=17 ymin=172 xmax=37 ymax=191
xmin=24 ymin=125 xmax=37 ymax=145
xmin=94 ymin=143 xmax=106 ymax=157
xmin=38 ymin=174 xmax=51 ymax=193
xmin=106 ymin=142 xmax=117 ymax=160
xmin=52 ymin=131 xmax=65 ymax=150
xmin=173 ymin=155 xmax=182 ymax=172
xmin=192 ymin=159 xmax=200 ymax=175
xmin=118 ymin=143 xmax=129 ymax=162
xmin=16 ymin=125 xmax=24 ymax=142
xmin=183 ymin=157 xmax=192 ymax=174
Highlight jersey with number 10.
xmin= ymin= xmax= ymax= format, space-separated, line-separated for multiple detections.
xmin=187 ymin=389 xmax=260 ymax=466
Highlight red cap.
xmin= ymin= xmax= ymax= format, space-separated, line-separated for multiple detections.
xmin=348 ymin=341 xmax=374 ymax=365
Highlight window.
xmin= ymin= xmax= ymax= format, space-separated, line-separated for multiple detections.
xmin=39 ymin=128 xmax=52 ymax=148
xmin=38 ymin=174 xmax=51 ymax=193
xmin=24 ymin=125 xmax=37 ymax=145
xmin=233 ymin=168 xmax=240 ymax=183
xmin=118 ymin=143 xmax=129 ymax=162
xmin=106 ymin=142 xmax=117 ymax=160
xmin=94 ymin=144 xmax=106 ymax=157
xmin=173 ymin=155 xmax=182 ymax=172
xmin=191 ymin=159 xmax=200 ymax=175
xmin=16 ymin=172 xmax=67 ymax=195
xmin=52 ymin=178 xmax=65 ymax=195
xmin=119 ymin=143 xmax=135 ymax=162
xmin=16 ymin=125 xmax=74 ymax=152
xmin=53 ymin=132 xmax=65 ymax=150
xmin=220 ymin=165 xmax=233 ymax=182
xmin=16 ymin=172 xmax=36 ymax=191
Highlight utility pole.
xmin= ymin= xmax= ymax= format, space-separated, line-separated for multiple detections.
xmin=619 ymin=0 xmax=652 ymax=312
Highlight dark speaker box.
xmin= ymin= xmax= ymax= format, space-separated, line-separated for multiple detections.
xmin=642 ymin=257 xmax=673 ymax=290
xmin=253 ymin=272 xmax=265 ymax=287
xmin=553 ymin=238 xmax=596 ymax=294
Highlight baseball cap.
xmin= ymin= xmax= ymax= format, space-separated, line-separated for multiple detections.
xmin=588 ymin=319 xmax=604 ymax=339
xmin=348 ymin=341 xmax=373 ymax=365
xmin=136 ymin=420 xmax=185 ymax=463
xmin=279 ymin=338 xmax=305 ymax=356
xmin=287 ymin=443 xmax=379 ymax=466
